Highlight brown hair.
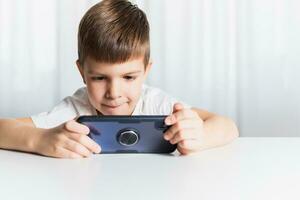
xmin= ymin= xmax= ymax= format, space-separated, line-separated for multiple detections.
xmin=78 ymin=0 xmax=150 ymax=67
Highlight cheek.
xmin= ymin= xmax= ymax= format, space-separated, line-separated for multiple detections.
xmin=126 ymin=81 xmax=143 ymax=101
xmin=86 ymin=82 xmax=104 ymax=102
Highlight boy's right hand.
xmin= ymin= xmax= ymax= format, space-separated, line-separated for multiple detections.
xmin=35 ymin=120 xmax=101 ymax=158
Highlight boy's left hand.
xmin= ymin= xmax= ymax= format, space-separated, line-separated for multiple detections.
xmin=164 ymin=103 xmax=204 ymax=155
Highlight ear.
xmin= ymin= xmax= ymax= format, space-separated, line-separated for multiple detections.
xmin=143 ymin=59 xmax=152 ymax=80
xmin=76 ymin=60 xmax=86 ymax=84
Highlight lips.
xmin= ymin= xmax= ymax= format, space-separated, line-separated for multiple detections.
xmin=102 ymin=99 xmax=128 ymax=109
xmin=102 ymin=102 xmax=126 ymax=108
xmin=103 ymin=104 xmax=121 ymax=108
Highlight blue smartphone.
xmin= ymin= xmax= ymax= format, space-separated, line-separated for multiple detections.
xmin=77 ymin=115 xmax=177 ymax=154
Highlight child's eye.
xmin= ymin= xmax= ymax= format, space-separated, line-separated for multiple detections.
xmin=92 ymin=77 xmax=106 ymax=81
xmin=124 ymin=76 xmax=136 ymax=81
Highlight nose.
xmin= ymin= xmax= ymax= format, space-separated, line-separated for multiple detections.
xmin=105 ymin=80 xmax=121 ymax=99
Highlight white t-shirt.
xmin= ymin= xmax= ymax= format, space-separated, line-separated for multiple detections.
xmin=31 ymin=84 xmax=190 ymax=128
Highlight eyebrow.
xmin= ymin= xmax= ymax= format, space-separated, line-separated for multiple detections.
xmin=87 ymin=70 xmax=142 ymax=76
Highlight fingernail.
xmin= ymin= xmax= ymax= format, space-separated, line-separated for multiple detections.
xmin=93 ymin=146 xmax=100 ymax=154
xmin=164 ymin=134 xmax=169 ymax=140
xmin=97 ymin=147 xmax=101 ymax=153
xmin=165 ymin=117 xmax=172 ymax=124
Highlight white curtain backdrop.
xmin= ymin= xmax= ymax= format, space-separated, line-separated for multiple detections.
xmin=1 ymin=0 xmax=300 ymax=136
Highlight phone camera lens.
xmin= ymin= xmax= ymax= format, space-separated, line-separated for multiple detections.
xmin=117 ymin=129 xmax=139 ymax=146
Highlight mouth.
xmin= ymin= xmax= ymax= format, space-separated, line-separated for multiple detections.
xmin=102 ymin=103 xmax=124 ymax=109
xmin=103 ymin=105 xmax=119 ymax=108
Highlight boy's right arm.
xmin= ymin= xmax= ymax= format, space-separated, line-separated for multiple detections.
xmin=0 ymin=118 xmax=101 ymax=158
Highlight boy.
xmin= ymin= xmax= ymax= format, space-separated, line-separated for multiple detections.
xmin=0 ymin=0 xmax=238 ymax=158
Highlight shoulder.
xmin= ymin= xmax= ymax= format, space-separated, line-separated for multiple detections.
xmin=68 ymin=87 xmax=90 ymax=107
xmin=141 ymin=84 xmax=167 ymax=98
xmin=52 ymin=87 xmax=92 ymax=114
xmin=31 ymin=87 xmax=95 ymax=128
xmin=135 ymin=84 xmax=190 ymax=115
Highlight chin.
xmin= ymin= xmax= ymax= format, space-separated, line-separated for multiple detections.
xmin=103 ymin=111 xmax=122 ymax=115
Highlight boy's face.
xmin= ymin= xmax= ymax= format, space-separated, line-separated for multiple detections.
xmin=76 ymin=56 xmax=151 ymax=115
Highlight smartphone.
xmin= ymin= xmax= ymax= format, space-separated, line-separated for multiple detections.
xmin=77 ymin=115 xmax=177 ymax=154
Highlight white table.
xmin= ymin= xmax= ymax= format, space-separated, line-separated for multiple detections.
xmin=1 ymin=138 xmax=300 ymax=200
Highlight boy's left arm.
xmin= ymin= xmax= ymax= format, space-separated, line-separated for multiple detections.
xmin=164 ymin=103 xmax=239 ymax=155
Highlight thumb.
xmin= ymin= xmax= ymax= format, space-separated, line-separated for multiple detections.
xmin=172 ymin=102 xmax=184 ymax=113
xmin=64 ymin=119 xmax=90 ymax=135
xmin=165 ymin=103 xmax=184 ymax=125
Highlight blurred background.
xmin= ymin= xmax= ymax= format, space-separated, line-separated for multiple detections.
xmin=1 ymin=0 xmax=300 ymax=136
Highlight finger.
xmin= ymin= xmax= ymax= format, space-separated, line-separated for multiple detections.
xmin=65 ymin=120 xmax=90 ymax=135
xmin=164 ymin=119 xmax=200 ymax=140
xmin=177 ymin=139 xmax=202 ymax=154
xmin=173 ymin=102 xmax=184 ymax=113
xmin=55 ymin=147 xmax=84 ymax=159
xmin=64 ymin=139 xmax=91 ymax=157
xmin=169 ymin=129 xmax=200 ymax=144
xmin=164 ymin=103 xmax=184 ymax=125
xmin=68 ymin=133 xmax=101 ymax=154
xmin=165 ymin=109 xmax=198 ymax=125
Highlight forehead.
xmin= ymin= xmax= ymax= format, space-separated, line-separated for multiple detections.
xmin=84 ymin=56 xmax=145 ymax=75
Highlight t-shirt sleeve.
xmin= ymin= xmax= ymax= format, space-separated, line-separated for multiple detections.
xmin=31 ymin=97 xmax=79 ymax=129
xmin=31 ymin=87 xmax=94 ymax=128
